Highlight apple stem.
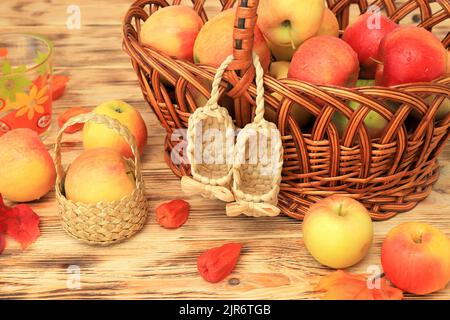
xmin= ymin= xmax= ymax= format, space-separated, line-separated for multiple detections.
xmin=413 ymin=232 xmax=423 ymax=244
xmin=337 ymin=203 xmax=343 ymax=216
xmin=369 ymin=57 xmax=383 ymax=65
xmin=368 ymin=273 xmax=386 ymax=286
xmin=290 ymin=37 xmax=296 ymax=51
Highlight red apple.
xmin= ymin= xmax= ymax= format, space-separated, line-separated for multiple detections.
xmin=382 ymin=222 xmax=450 ymax=295
xmin=288 ymin=36 xmax=359 ymax=87
xmin=375 ymin=26 xmax=448 ymax=86
xmin=343 ymin=12 xmax=398 ymax=78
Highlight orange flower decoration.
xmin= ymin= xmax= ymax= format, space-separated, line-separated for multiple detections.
xmin=0 ymin=98 xmax=5 ymax=112
xmin=11 ymin=85 xmax=49 ymax=120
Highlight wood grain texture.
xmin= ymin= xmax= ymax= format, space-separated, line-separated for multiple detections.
xmin=0 ymin=0 xmax=449 ymax=300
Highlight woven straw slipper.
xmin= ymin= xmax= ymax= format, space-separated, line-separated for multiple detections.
xmin=181 ymin=55 xmax=236 ymax=203
xmin=54 ymin=113 xmax=148 ymax=245
xmin=226 ymin=53 xmax=283 ymax=218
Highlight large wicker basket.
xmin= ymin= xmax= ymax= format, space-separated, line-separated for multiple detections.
xmin=123 ymin=0 xmax=450 ymax=220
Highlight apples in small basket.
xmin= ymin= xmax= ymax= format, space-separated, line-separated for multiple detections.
xmin=64 ymin=148 xmax=136 ymax=204
xmin=83 ymin=100 xmax=147 ymax=159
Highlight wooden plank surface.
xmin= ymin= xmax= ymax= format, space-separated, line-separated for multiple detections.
xmin=0 ymin=0 xmax=449 ymax=300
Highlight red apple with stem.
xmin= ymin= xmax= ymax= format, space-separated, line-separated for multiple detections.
xmin=381 ymin=222 xmax=450 ymax=295
xmin=343 ymin=12 xmax=398 ymax=79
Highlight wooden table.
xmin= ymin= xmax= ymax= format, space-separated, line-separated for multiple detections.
xmin=0 ymin=0 xmax=449 ymax=300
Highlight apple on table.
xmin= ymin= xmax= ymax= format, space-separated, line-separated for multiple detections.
xmin=0 ymin=129 xmax=56 ymax=202
xmin=382 ymin=222 xmax=450 ymax=295
xmin=302 ymin=195 xmax=373 ymax=269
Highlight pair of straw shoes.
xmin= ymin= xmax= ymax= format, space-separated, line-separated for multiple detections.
xmin=181 ymin=54 xmax=283 ymax=218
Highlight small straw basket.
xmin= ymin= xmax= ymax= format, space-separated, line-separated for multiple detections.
xmin=54 ymin=113 xmax=148 ymax=245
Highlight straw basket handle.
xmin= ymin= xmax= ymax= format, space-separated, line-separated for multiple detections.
xmin=54 ymin=113 xmax=143 ymax=188
xmin=207 ymin=51 xmax=266 ymax=118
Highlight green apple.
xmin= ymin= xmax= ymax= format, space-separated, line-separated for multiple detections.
xmin=303 ymin=195 xmax=373 ymax=269
xmin=332 ymin=79 xmax=388 ymax=139
xmin=424 ymin=96 xmax=450 ymax=121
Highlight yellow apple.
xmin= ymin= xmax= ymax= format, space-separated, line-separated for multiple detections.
xmin=140 ymin=5 xmax=203 ymax=62
xmin=0 ymin=129 xmax=56 ymax=202
xmin=83 ymin=100 xmax=147 ymax=158
xmin=266 ymin=61 xmax=312 ymax=128
xmin=65 ymin=148 xmax=135 ymax=204
xmin=303 ymin=195 xmax=373 ymax=269
xmin=269 ymin=61 xmax=291 ymax=79
xmin=316 ymin=8 xmax=339 ymax=37
xmin=193 ymin=8 xmax=271 ymax=71
xmin=257 ymin=0 xmax=325 ymax=61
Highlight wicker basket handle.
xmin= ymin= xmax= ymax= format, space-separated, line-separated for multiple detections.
xmin=225 ymin=0 xmax=260 ymax=95
xmin=229 ymin=0 xmax=259 ymax=71
xmin=54 ymin=112 xmax=142 ymax=188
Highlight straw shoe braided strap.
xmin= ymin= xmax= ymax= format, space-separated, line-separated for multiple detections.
xmin=226 ymin=53 xmax=283 ymax=218
xmin=181 ymin=55 xmax=237 ymax=203
xmin=54 ymin=113 xmax=148 ymax=246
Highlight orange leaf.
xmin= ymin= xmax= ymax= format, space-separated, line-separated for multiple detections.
xmin=373 ymin=278 xmax=404 ymax=300
xmin=58 ymin=107 xmax=91 ymax=133
xmin=52 ymin=75 xmax=70 ymax=100
xmin=0 ymin=48 xmax=7 ymax=57
xmin=315 ymin=270 xmax=403 ymax=300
